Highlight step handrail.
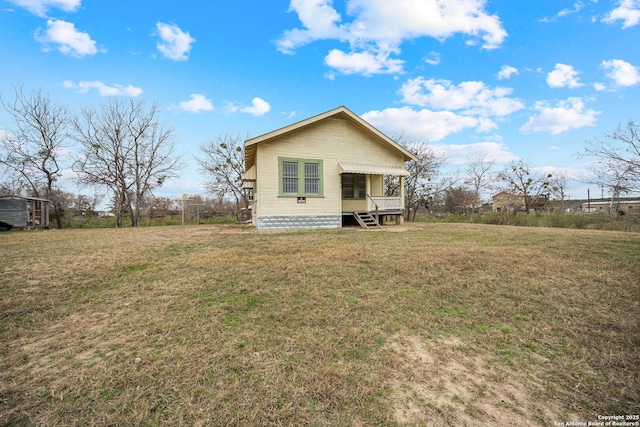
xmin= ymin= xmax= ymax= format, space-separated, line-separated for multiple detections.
xmin=366 ymin=194 xmax=379 ymax=224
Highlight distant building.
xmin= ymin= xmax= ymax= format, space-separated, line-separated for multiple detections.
xmin=581 ymin=200 xmax=640 ymax=215
xmin=0 ymin=195 xmax=50 ymax=230
xmin=491 ymin=191 xmax=549 ymax=214
xmin=492 ymin=191 xmax=524 ymax=214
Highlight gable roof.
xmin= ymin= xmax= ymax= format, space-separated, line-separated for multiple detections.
xmin=244 ymin=106 xmax=418 ymax=170
xmin=492 ymin=190 xmax=523 ymax=198
xmin=0 ymin=194 xmax=50 ymax=202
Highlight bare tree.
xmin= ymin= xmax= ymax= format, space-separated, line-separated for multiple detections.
xmin=0 ymin=87 xmax=71 ymax=228
xmin=0 ymin=172 xmax=29 ymax=196
xmin=73 ymin=98 xmax=181 ymax=227
xmin=147 ymin=196 xmax=175 ymax=219
xmin=198 ymin=133 xmax=251 ymax=220
xmin=582 ymin=119 xmax=640 ymax=195
xmin=464 ymin=152 xmax=495 ymax=220
xmin=444 ymin=186 xmax=477 ymax=214
xmin=401 ymin=143 xmax=444 ymax=221
xmin=497 ymin=160 xmax=551 ymax=214
xmin=71 ymin=193 xmax=103 ymax=220
xmin=549 ymin=170 xmax=569 ymax=212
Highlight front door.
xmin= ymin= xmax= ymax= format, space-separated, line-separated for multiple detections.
xmin=341 ymin=173 xmax=367 ymax=212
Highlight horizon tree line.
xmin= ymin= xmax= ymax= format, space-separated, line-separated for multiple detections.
xmin=1 ymin=87 xmax=639 ymax=227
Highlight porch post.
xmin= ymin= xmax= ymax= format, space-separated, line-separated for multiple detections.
xmin=366 ymin=174 xmax=372 ymax=212
xmin=399 ymin=175 xmax=405 ymax=225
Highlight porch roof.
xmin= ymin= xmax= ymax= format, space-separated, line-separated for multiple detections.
xmin=339 ymin=162 xmax=410 ymax=176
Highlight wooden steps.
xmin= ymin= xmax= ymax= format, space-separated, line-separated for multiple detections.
xmin=353 ymin=212 xmax=382 ymax=229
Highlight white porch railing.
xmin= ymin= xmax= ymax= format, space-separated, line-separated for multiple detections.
xmin=368 ymin=196 xmax=402 ymax=211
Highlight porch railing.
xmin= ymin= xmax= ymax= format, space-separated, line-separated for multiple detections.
xmin=367 ymin=196 xmax=402 ymax=211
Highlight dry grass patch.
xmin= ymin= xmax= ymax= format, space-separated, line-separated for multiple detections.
xmin=1 ymin=223 xmax=638 ymax=426
xmin=387 ymin=332 xmax=574 ymax=426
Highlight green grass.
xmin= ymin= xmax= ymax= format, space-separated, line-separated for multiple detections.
xmin=1 ymin=223 xmax=639 ymax=426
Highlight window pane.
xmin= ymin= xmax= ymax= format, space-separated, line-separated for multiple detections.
xmin=357 ymin=174 xmax=366 ymax=199
xmin=283 ymin=178 xmax=298 ymax=194
xmin=305 ymin=178 xmax=319 ymax=194
xmin=304 ymin=162 xmax=319 ymax=178
xmin=282 ymin=161 xmax=298 ymax=194
xmin=304 ymin=162 xmax=320 ymax=195
xmin=283 ymin=161 xmax=298 ymax=177
xmin=342 ymin=174 xmax=354 ymax=199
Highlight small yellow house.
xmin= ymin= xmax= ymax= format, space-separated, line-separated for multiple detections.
xmin=242 ymin=106 xmax=418 ymax=230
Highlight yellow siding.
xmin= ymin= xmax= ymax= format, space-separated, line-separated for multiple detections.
xmin=255 ymin=117 xmax=405 ymax=217
xmin=342 ymin=199 xmax=367 ymax=211
xmin=370 ymin=175 xmax=384 ymax=197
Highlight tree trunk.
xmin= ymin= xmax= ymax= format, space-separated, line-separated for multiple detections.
xmin=53 ymin=202 xmax=63 ymax=229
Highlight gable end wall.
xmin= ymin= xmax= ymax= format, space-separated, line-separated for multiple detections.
xmin=254 ymin=117 xmax=405 ymax=223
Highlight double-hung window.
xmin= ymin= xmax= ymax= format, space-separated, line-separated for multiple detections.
xmin=282 ymin=161 xmax=299 ymax=195
xmin=279 ymin=157 xmax=323 ymax=196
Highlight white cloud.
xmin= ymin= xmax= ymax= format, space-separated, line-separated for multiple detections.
xmin=277 ymin=0 xmax=347 ymax=54
xmin=223 ymin=102 xmax=240 ymax=114
xmin=226 ymin=98 xmax=272 ymax=116
xmin=362 ymin=107 xmax=494 ymax=142
xmin=0 ymin=129 xmax=11 ymax=145
xmin=324 ymin=48 xmax=404 ymax=75
xmin=546 ymin=63 xmax=583 ymax=88
xmin=155 ymin=22 xmax=195 ymax=61
xmin=558 ymin=2 xmax=584 ymax=17
xmin=601 ymin=59 xmax=640 ymax=87
xmin=35 ymin=19 xmax=98 ymax=57
xmin=344 ymin=0 xmax=507 ymax=49
xmin=241 ymin=97 xmax=271 ymax=116
xmin=277 ymin=0 xmax=507 ymax=75
xmin=399 ymin=77 xmax=524 ymax=117
xmin=63 ymin=80 xmax=142 ymax=96
xmin=540 ymin=1 xmax=585 ymax=21
xmin=433 ymin=141 xmax=517 ymax=165
xmin=179 ymin=94 xmax=214 ymax=113
xmin=424 ymin=51 xmax=440 ymax=66
xmin=59 ymin=168 xmax=78 ymax=181
xmin=593 ymin=82 xmax=607 ymax=91
xmin=520 ymin=97 xmax=599 ymax=135
xmin=602 ymin=0 xmax=640 ymax=28
xmin=5 ymin=0 xmax=80 ymax=17
xmin=497 ymin=65 xmax=518 ymax=80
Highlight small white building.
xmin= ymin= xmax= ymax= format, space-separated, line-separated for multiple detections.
xmin=581 ymin=200 xmax=640 ymax=215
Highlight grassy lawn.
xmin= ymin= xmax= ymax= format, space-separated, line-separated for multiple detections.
xmin=1 ymin=223 xmax=639 ymax=426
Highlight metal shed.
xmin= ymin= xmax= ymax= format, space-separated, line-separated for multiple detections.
xmin=0 ymin=195 xmax=50 ymax=230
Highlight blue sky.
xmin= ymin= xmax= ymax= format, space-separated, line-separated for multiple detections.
xmin=1 ymin=0 xmax=639 ymax=201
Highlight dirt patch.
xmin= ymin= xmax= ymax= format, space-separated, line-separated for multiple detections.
xmin=387 ymin=332 xmax=576 ymax=426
